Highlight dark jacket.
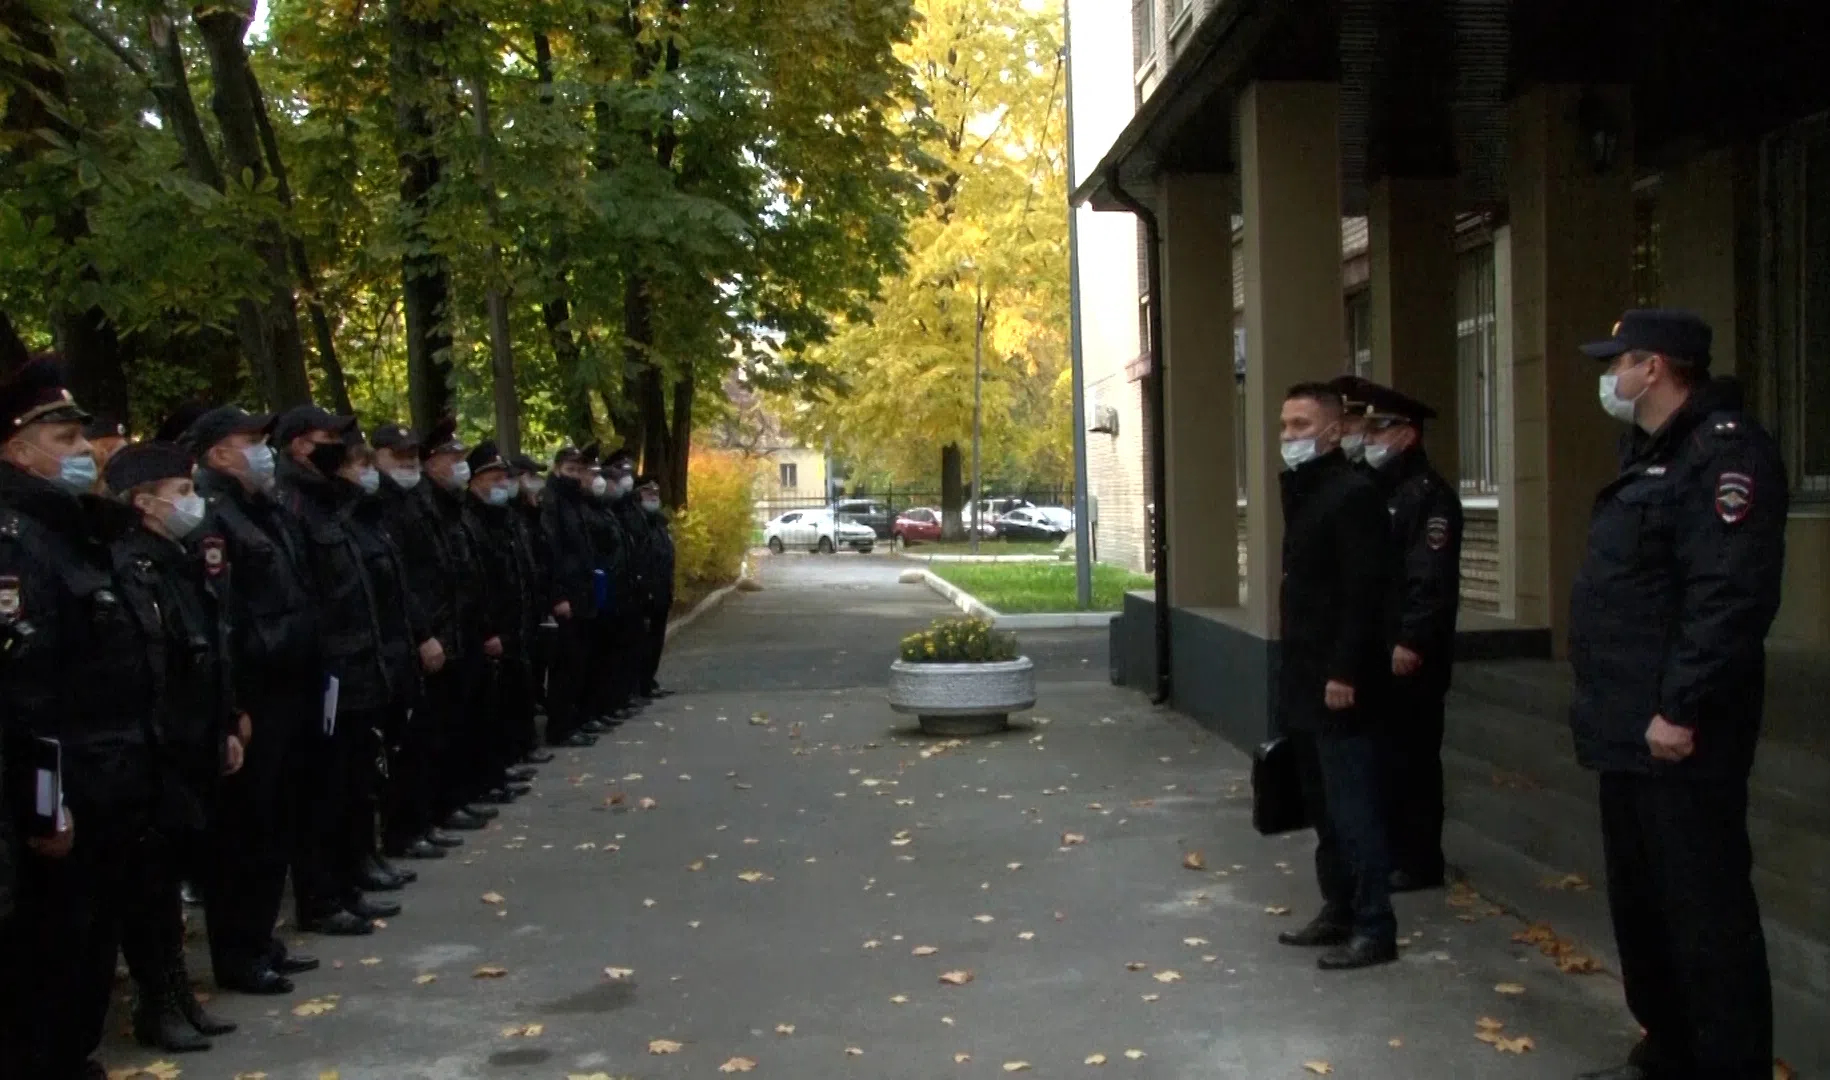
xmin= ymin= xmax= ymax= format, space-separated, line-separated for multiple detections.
xmin=377 ymin=475 xmax=463 ymax=660
xmin=1377 ymin=446 xmax=1462 ymax=692
xmin=464 ymin=494 xmax=541 ymax=654
xmin=113 ymin=524 xmax=235 ymax=827
xmin=1568 ymin=379 xmax=1787 ymax=776
xmin=0 ymin=465 xmax=159 ymax=827
xmin=643 ymin=507 xmax=676 ymax=612
xmin=347 ymin=490 xmax=423 ymax=709
xmin=276 ymin=459 xmax=394 ymax=712
xmin=424 ymin=480 xmax=491 ymax=650
xmin=1276 ymin=450 xmax=1395 ymax=733
xmin=196 ymin=466 xmax=320 ymax=693
xmin=516 ymin=494 xmax=553 ymax=618
xmin=588 ymin=495 xmax=633 ymax=616
xmin=541 ymin=477 xmax=603 ymax=618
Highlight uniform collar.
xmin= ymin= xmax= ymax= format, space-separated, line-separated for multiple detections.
xmin=1629 ymin=378 xmax=1741 ymax=465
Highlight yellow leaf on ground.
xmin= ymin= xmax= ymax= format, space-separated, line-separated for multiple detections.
xmin=688 ymin=861 xmax=705 ymax=872
xmin=719 ymin=1057 xmax=757 ymax=1073
xmin=1777 ymin=1059 xmax=1799 ymax=1080
xmin=605 ymin=967 xmax=634 ymax=980
xmin=913 ymin=945 xmax=938 ymax=956
xmin=1265 ymin=906 xmax=1291 ymax=916
xmin=1182 ymin=851 xmax=1206 ymax=871
xmin=1543 ymin=872 xmax=1591 ymax=891
xmin=1153 ymin=971 xmax=1182 ymax=983
xmin=1125 ymin=962 xmax=1146 ymax=971
xmin=291 ymin=998 xmax=337 ymax=1017
xmin=1141 ymin=994 xmax=1160 ymax=1003
xmin=890 ymin=994 xmax=909 ymax=1004
xmin=413 ymin=974 xmax=436 ymax=985
xmin=775 ymin=1024 xmax=795 ymax=1036
xmin=973 ymin=914 xmax=995 ymax=923
xmin=1124 ymin=1049 xmax=1146 ymax=1060
xmin=737 ymin=871 xmax=769 ymax=883
xmin=1303 ymin=1062 xmax=1333 ymax=1075
xmin=846 ymin=1047 xmax=864 ymax=1057
xmin=481 ymin=891 xmax=506 ymax=905
xmin=1389 ymin=1039 xmax=1403 ymax=1048
xmin=1494 ymin=1036 xmax=1535 ymax=1054
xmin=953 ymin=1052 xmax=971 ymax=1063
xmin=473 ymin=965 xmax=508 ymax=978
xmin=649 ymin=1038 xmax=684 ymax=1054
xmin=1006 ymin=862 xmax=1022 ymax=870
xmin=1003 ymin=1063 xmax=1032 ymax=1072
xmin=638 ymin=797 xmax=658 ymax=810
xmin=359 ymin=957 xmax=380 ymax=966
xmin=1494 ymin=983 xmax=1526 ymax=995
xmin=1061 ymin=832 xmax=1086 ymax=846
xmin=862 ymin=940 xmax=881 ymax=949
xmin=501 ymin=1023 xmax=544 ymax=1038
xmin=939 ymin=970 xmax=974 ymax=985
xmin=234 ymin=1074 xmax=269 ymax=1080
xmin=1085 ymin=1052 xmax=1108 ymax=1065
xmin=1017 ymin=931 xmax=1035 ymax=941
xmin=1183 ymin=937 xmax=1209 ymax=947
xmin=1477 ymin=1017 xmax=1505 ymax=1031
xmin=1556 ymin=953 xmax=1600 ymax=974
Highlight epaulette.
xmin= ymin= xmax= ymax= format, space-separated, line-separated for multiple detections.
xmin=0 ymin=511 xmax=19 ymax=540
xmin=1706 ymin=413 xmax=1744 ymax=439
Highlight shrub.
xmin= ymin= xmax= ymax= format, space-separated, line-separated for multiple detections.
xmin=898 ymin=615 xmax=1019 ymax=664
xmin=673 ymin=449 xmax=757 ymax=602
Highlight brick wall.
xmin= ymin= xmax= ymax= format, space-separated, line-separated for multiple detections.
xmin=1087 ymin=371 xmax=1153 ymax=572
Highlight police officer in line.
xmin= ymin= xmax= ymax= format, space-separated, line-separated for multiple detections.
xmin=511 ymin=453 xmax=559 ymax=756
xmin=271 ymin=406 xmax=400 ymax=935
xmin=105 ymin=442 xmax=242 ymax=1053
xmin=0 ymin=358 xmax=164 ymax=1079
xmin=83 ymin=413 xmax=130 ymax=484
xmin=186 ymin=404 xmax=321 ymax=992
xmin=1570 ymin=311 xmax=1787 ymax=1080
xmin=372 ymin=422 xmax=471 ymax=860
xmin=599 ymin=446 xmax=646 ymax=720
xmin=1327 ymin=375 xmax=1382 ymax=469
xmin=540 ymin=445 xmax=607 ymax=748
xmin=1359 ymin=385 xmax=1462 ymax=893
xmin=461 ymin=443 xmax=541 ymax=792
xmin=632 ymin=476 xmax=676 ymax=700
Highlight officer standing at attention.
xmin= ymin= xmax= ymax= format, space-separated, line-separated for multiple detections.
xmin=1570 ymin=311 xmax=1786 ymax=1080
xmin=105 ymin=441 xmax=242 ymax=1053
xmin=1327 ymin=375 xmax=1381 ymax=469
xmin=1360 ymin=385 xmax=1462 ymax=892
xmin=1271 ymin=382 xmax=1398 ymax=971
xmin=633 ymin=476 xmax=676 ymax=700
xmin=540 ymin=446 xmax=605 ymax=748
xmin=185 ymin=405 xmax=323 ymax=992
xmin=599 ymin=446 xmax=644 ymax=720
xmin=511 ymin=453 xmax=558 ymax=758
xmin=83 ymin=413 xmax=130 ymax=485
xmin=461 ymin=442 xmax=541 ymax=792
xmin=0 ymin=358 xmax=161 ymax=1079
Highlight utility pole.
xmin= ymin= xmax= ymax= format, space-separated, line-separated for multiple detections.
xmin=970 ymin=284 xmax=985 ymax=555
xmin=1062 ymin=0 xmax=1093 ymax=609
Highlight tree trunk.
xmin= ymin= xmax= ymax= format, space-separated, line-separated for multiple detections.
xmin=0 ymin=311 xmax=29 ymax=374
xmin=470 ymin=74 xmax=519 ymax=455
xmin=941 ymin=442 xmax=965 ymax=540
xmin=193 ymin=1 xmax=312 ymax=409
xmin=666 ymin=370 xmax=693 ymax=507
xmin=532 ymin=33 xmax=589 ymax=448
xmin=243 ymin=65 xmax=351 ymax=413
xmin=146 ymin=15 xmax=224 ymax=189
xmin=386 ymin=0 xmax=456 ymax=432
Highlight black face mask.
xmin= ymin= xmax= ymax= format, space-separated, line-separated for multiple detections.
xmin=308 ymin=441 xmax=351 ymax=476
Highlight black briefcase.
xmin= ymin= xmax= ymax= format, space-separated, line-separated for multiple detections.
xmin=1251 ymin=737 xmax=1308 ymax=836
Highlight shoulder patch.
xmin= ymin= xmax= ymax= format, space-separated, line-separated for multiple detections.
xmin=0 ymin=512 xmax=18 ymax=539
xmin=1715 ymin=471 xmax=1754 ymax=524
xmin=1426 ymin=516 xmax=1451 ymax=551
xmin=201 ymin=536 xmax=228 ymax=577
xmin=0 ymin=574 xmax=20 ymax=622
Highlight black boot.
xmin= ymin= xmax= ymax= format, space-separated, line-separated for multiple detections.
xmin=357 ymin=856 xmax=407 ymax=892
xmin=373 ymin=851 xmax=416 ymax=884
xmin=348 ymin=894 xmax=402 ymax=920
xmin=523 ymin=748 xmax=556 ymax=764
xmin=134 ymin=980 xmax=213 ymax=1052
xmin=1277 ymin=912 xmax=1351 ymax=948
xmin=299 ymin=908 xmax=375 ymax=936
xmin=443 ymin=808 xmax=489 ymax=830
xmin=172 ymin=962 xmax=237 ymax=1036
xmin=391 ymin=837 xmax=448 ymax=859
xmin=424 ymin=829 xmax=464 ymax=848
xmin=1317 ymin=934 xmax=1398 ymax=971
xmin=505 ymin=764 xmax=539 ymax=781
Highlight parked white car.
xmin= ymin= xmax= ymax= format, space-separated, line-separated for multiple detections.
xmin=764 ymin=509 xmax=877 ymax=554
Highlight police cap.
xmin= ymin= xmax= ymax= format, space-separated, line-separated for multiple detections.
xmin=466 ymin=440 xmax=508 ymax=477
xmin=1326 ymin=375 xmax=1383 ymax=416
xmin=602 ymin=445 xmax=635 ymax=472
xmin=272 ymin=404 xmax=356 ymax=447
xmin=84 ymin=412 xmax=128 ymax=442
xmin=1579 ymin=309 xmax=1713 ymax=369
xmin=509 ymin=453 xmax=545 ymax=476
xmin=421 ymin=417 xmax=465 ymax=459
xmin=1362 ymin=384 xmax=1438 ymax=427
xmin=635 ymin=474 xmax=660 ymax=492
xmin=0 ymin=355 xmax=90 ymax=434
xmin=371 ymin=423 xmax=421 ymax=453
xmin=578 ymin=442 xmax=601 ymax=467
xmin=180 ymin=405 xmax=273 ymax=456
xmin=552 ymin=445 xmax=583 ymax=468
xmin=103 ymin=440 xmax=193 ymax=495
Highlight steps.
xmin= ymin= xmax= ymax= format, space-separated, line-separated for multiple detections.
xmin=1445 ymin=661 xmax=1830 ymax=1007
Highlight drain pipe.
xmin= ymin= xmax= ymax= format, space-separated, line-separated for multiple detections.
xmin=1104 ymin=167 xmax=1171 ymax=706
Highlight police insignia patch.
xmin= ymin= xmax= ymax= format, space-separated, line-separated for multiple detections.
xmin=1715 ymin=472 xmax=1754 ymax=524
xmin=202 ymin=536 xmax=227 ymax=576
xmin=0 ymin=574 xmax=19 ymax=621
xmin=1426 ymin=516 xmax=1450 ymax=551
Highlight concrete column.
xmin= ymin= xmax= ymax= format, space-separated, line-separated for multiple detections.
xmin=1239 ymin=81 xmax=1344 ymax=638
xmin=1368 ymin=175 xmax=1460 ymax=483
xmin=1655 ymin=146 xmax=1739 ymax=372
xmin=1502 ymin=84 xmax=1634 ymax=644
xmin=1159 ymin=172 xmax=1238 ymax=608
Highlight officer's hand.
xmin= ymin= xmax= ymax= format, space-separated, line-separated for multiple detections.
xmin=483 ymin=636 xmax=504 ymax=658
xmin=1392 ymin=645 xmax=1422 ymax=677
xmin=223 ymin=735 xmax=246 ymax=776
xmin=418 ymin=638 xmax=446 ymax=673
xmin=1324 ymin=679 xmax=1356 ymax=711
xmin=1646 ymin=715 xmax=1695 ymax=762
xmin=237 ymin=712 xmax=252 ymax=746
xmin=553 ymin=601 xmax=572 ymax=620
xmin=28 ymin=809 xmax=73 ymax=859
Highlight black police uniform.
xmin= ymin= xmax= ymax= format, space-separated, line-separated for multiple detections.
xmin=421 ymin=448 xmax=495 ymax=817
xmin=1571 ymin=312 xmax=1787 ymax=1079
xmin=511 ymin=454 xmax=555 ymax=733
xmin=539 ymin=453 xmax=605 ymax=746
xmin=0 ymin=364 xmax=165 ymax=1079
xmin=107 ymin=442 xmax=241 ymax=1051
xmin=189 ymin=411 xmax=322 ymax=988
xmin=1276 ymin=445 xmax=1398 ymax=962
xmin=461 ymin=444 xmax=540 ymax=782
xmin=1363 ymin=389 xmax=1462 ymax=888
xmin=595 ymin=451 xmax=643 ymax=716
xmin=634 ymin=483 xmax=675 ymax=696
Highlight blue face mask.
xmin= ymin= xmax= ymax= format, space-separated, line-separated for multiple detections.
xmin=241 ymin=444 xmax=276 ymax=489
xmin=486 ymin=485 xmax=512 ymax=507
xmin=55 ymin=451 xmax=98 ymax=494
xmin=356 ymin=467 xmax=381 ymax=495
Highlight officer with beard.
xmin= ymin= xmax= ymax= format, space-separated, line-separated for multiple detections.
xmin=631 ymin=477 xmax=676 ymax=700
xmin=539 ymin=446 xmax=606 ymax=748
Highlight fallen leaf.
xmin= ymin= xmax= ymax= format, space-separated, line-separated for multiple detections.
xmin=1002 ymin=1063 xmax=1031 ymax=1073
xmin=1303 ymin=1063 xmax=1333 ymax=1075
xmin=1493 ymin=1036 xmax=1534 ymax=1054
xmin=737 ymin=870 xmax=769 ymax=883
xmin=719 ymin=1057 xmax=757 ymax=1073
xmin=1265 ymin=906 xmax=1291 ymax=916
xmin=1125 ymin=961 xmax=1147 ymax=972
xmin=642 ymin=898 xmax=657 ymax=908
xmin=638 ymin=797 xmax=658 ymax=810
xmin=1476 ymin=1017 xmax=1506 ymax=1032
xmin=1777 ymin=1059 xmax=1798 ymax=1080
xmin=291 ymin=997 xmax=337 ymax=1017
xmin=775 ymin=1024 xmax=795 ymax=1036
xmin=912 ymin=945 xmax=938 ymax=956
xmin=1182 ymin=851 xmax=1206 ymax=871
xmin=501 ymin=1023 xmax=544 ymax=1038
xmin=973 ymin=914 xmax=995 ymax=924
xmin=953 ymin=1053 xmax=970 ymax=1064
xmin=413 ymin=973 xmax=436 ymax=985
xmin=1005 ymin=862 xmax=1022 ymax=871
xmin=649 ymin=1038 xmax=685 ymax=1055
xmin=1124 ymin=1049 xmax=1145 ymax=1061
xmin=1061 ymin=832 xmax=1086 ymax=846
xmin=688 ymin=861 xmax=705 ymax=872
xmin=1389 ymin=1038 xmax=1403 ymax=1048
xmin=1141 ymin=993 xmax=1160 ymax=1003
xmin=1183 ymin=937 xmax=1209 ymax=947
xmin=1494 ymin=982 xmax=1526 ymax=995
xmin=359 ymin=957 xmax=380 ymax=966
xmin=862 ymin=940 xmax=881 ymax=949
xmin=1153 ymin=970 xmax=1182 ymax=983
xmin=939 ymin=970 xmax=974 ymax=985
xmin=1555 ymin=952 xmax=1600 ymax=974
xmin=846 ymin=1047 xmax=864 ymax=1057
xmin=473 ymin=965 xmax=508 ymax=978
xmin=1085 ymin=1052 xmax=1107 ymax=1065
xmin=604 ymin=967 xmax=635 ymax=980
xmin=1543 ymin=872 xmax=1591 ymax=891
xmin=1017 ymin=931 xmax=1035 ymax=941
xmin=481 ymin=891 xmax=506 ymax=905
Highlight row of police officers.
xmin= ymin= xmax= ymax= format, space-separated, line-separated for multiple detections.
xmin=1269 ymin=310 xmax=1787 ymax=1080
xmin=0 ymin=358 xmax=676 ymax=1079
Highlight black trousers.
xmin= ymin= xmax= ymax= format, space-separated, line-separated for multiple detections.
xmin=433 ymin=658 xmax=488 ymax=813
xmin=209 ymin=678 xmax=310 ymax=975
xmin=384 ymin=676 xmax=447 ymax=849
xmin=641 ymin=598 xmax=670 ymax=692
xmin=0 ymin=808 xmax=160 ymax=1079
xmin=1600 ymin=771 xmax=1772 ymax=1078
xmin=495 ymin=653 xmax=537 ymax=763
xmin=294 ymin=705 xmax=386 ymax=917
xmin=1383 ymin=675 xmax=1447 ymax=880
xmin=592 ymin=610 xmax=643 ymax=713
xmin=123 ymin=810 xmax=209 ymax=1004
xmin=546 ymin=615 xmax=595 ymax=743
xmin=1292 ymin=728 xmax=1395 ymax=941
xmin=531 ymin=619 xmax=554 ymax=715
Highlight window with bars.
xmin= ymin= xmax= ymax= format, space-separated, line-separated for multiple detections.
xmin=779 ymin=462 xmax=798 ymax=489
xmin=1455 ymin=243 xmax=1500 ymax=495
xmin=1345 ymin=291 xmax=1373 ymax=376
xmin=1761 ymin=113 xmax=1830 ymax=498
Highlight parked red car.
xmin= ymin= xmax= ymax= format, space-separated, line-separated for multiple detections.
xmin=893 ymin=507 xmax=943 ymax=544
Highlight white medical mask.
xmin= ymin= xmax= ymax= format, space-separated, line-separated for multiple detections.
xmin=1280 ymin=438 xmax=1319 ymax=471
xmin=641 ymin=498 xmax=661 ymax=513
xmin=1363 ymin=441 xmax=1396 ymax=469
xmin=356 ymin=467 xmax=381 ymax=495
xmin=442 ymin=461 xmax=472 ymax=492
xmin=389 ymin=468 xmax=422 ymax=491
xmin=504 ymin=478 xmax=521 ymax=498
xmin=590 ymin=475 xmax=609 ymax=498
xmin=240 ymin=444 xmax=276 ymax=490
xmin=616 ymin=474 xmax=634 ymax=495
xmin=522 ymin=477 xmax=545 ymax=496
xmin=1598 ymin=372 xmax=1644 ymax=424
xmin=1341 ymin=433 xmax=1366 ymax=462
xmin=486 ymin=485 xmax=512 ymax=507
xmin=158 ymin=493 xmax=207 ymax=539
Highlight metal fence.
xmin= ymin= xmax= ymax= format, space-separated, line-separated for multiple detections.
xmin=754 ymin=488 xmax=1075 ymax=526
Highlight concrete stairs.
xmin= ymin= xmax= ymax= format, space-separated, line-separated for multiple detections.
xmin=1445 ymin=660 xmax=1830 ymax=1068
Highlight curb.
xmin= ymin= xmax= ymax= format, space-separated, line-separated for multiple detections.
xmin=912 ymin=569 xmax=1120 ymax=631
xmin=665 ymin=556 xmax=752 ymax=641
xmin=897 ymin=551 xmax=1060 ymax=565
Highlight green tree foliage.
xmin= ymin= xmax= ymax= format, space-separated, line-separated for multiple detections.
xmin=784 ymin=0 xmax=1071 ymax=492
xmin=0 ymin=0 xmax=920 ymax=505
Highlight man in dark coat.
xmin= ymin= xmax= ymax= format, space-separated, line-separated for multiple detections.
xmin=0 ymin=359 xmax=163 ymax=1079
xmin=597 ymin=446 xmax=644 ymax=719
xmin=272 ymin=406 xmax=401 ymax=936
xmin=1271 ymin=382 xmax=1399 ymax=971
xmin=632 ymin=476 xmax=676 ymax=698
xmin=186 ymin=404 xmax=321 ymax=992
xmin=1360 ymin=385 xmax=1462 ymax=892
xmin=461 ymin=443 xmax=542 ymax=790
xmin=1570 ymin=311 xmax=1787 ymax=1080
xmin=510 ymin=453 xmax=556 ymax=762
xmin=105 ymin=442 xmax=241 ymax=1053
xmin=540 ymin=447 xmax=605 ymax=748
xmin=1326 ymin=374 xmax=1381 ymax=469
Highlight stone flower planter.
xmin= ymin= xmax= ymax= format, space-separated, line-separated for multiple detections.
xmin=888 ymin=657 xmax=1036 ymax=736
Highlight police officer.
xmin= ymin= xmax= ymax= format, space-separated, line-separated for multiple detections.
xmin=1327 ymin=375 xmax=1382 ymax=469
xmin=1359 ymin=385 xmax=1461 ymax=892
xmin=105 ymin=442 xmax=242 ymax=1053
xmin=0 ymin=358 xmax=162 ymax=1079
xmin=83 ymin=412 xmax=129 ymax=485
xmin=540 ymin=446 xmax=605 ymax=748
xmin=1272 ymin=381 xmax=1399 ymax=971
xmin=598 ymin=446 xmax=644 ymax=720
xmin=632 ymin=476 xmax=676 ymax=700
xmin=272 ymin=405 xmax=400 ymax=935
xmin=511 ymin=453 xmax=558 ymax=760
xmin=185 ymin=404 xmax=321 ymax=993
xmin=1570 ymin=311 xmax=1786 ymax=1080
xmin=461 ymin=443 xmax=541 ymax=791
